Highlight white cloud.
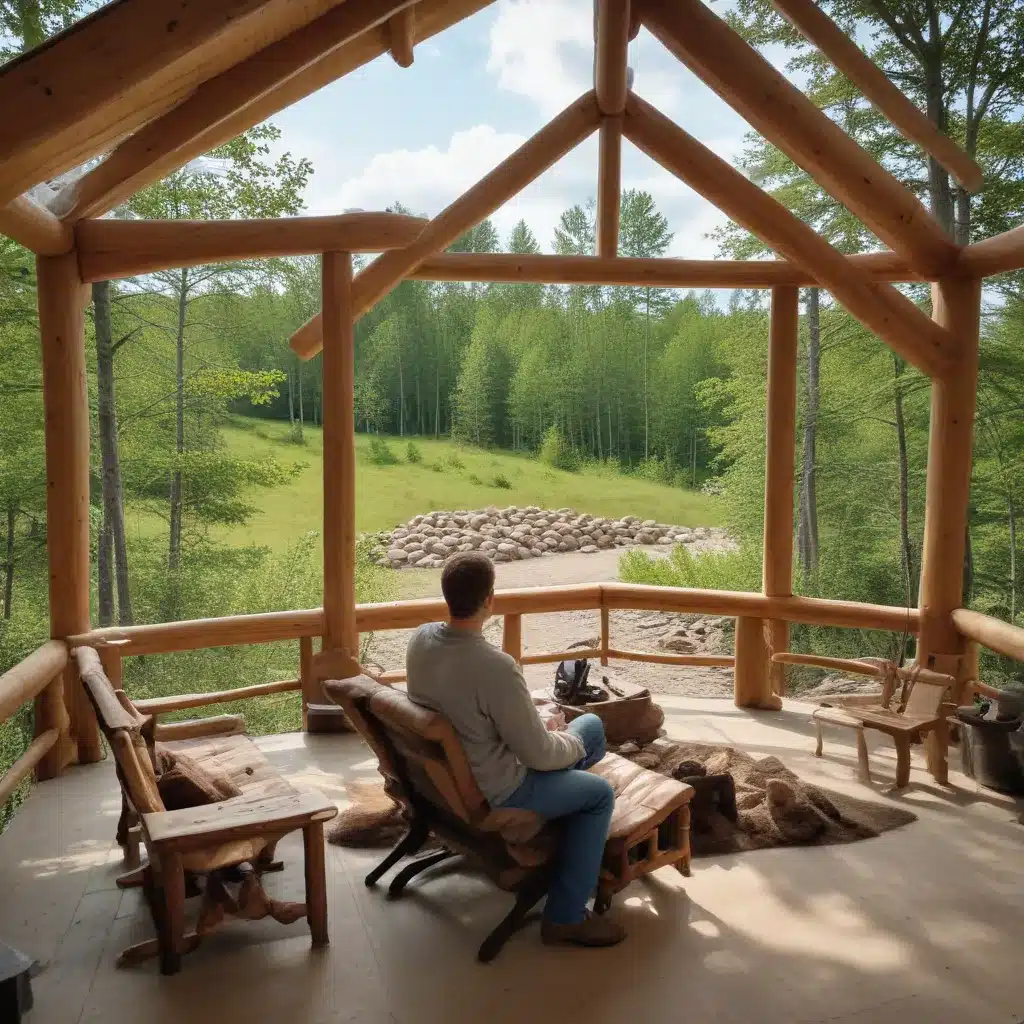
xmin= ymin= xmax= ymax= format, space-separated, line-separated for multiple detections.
xmin=487 ymin=0 xmax=593 ymax=116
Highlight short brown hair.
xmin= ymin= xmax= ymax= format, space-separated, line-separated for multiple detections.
xmin=441 ymin=551 xmax=495 ymax=619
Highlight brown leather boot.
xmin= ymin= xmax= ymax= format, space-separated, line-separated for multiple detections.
xmin=541 ymin=910 xmax=627 ymax=947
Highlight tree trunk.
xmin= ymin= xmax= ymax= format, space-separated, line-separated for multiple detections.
xmin=3 ymin=503 xmax=15 ymax=620
xmin=1010 ymin=495 xmax=1017 ymax=623
xmin=93 ymin=279 xmax=134 ymax=625
xmin=168 ymin=269 xmax=188 ymax=571
xmin=644 ymin=294 xmax=650 ymax=461
xmin=397 ymin=348 xmax=405 ymax=436
xmin=97 ymin=522 xmax=114 ymax=626
xmin=797 ymin=287 xmax=820 ymax=582
xmin=893 ymin=355 xmax=916 ymax=604
xmin=287 ymin=369 xmax=295 ymax=426
xmin=297 ymin=358 xmax=305 ymax=438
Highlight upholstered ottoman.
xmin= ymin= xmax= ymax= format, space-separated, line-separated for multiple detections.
xmin=590 ymin=753 xmax=694 ymax=912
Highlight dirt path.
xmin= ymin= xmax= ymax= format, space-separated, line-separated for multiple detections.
xmin=369 ymin=550 xmax=735 ymax=699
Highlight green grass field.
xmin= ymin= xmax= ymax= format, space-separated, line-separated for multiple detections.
xmin=126 ymin=417 xmax=722 ymax=551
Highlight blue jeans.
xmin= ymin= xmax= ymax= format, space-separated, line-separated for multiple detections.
xmin=497 ymin=714 xmax=613 ymax=925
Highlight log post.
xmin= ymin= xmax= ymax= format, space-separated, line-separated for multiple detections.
xmin=600 ymin=606 xmax=610 ymax=666
xmin=762 ymin=286 xmax=799 ymax=696
xmin=916 ymin=277 xmax=981 ymax=781
xmin=734 ymin=617 xmax=780 ymax=710
xmin=594 ymin=0 xmax=630 ymax=257
xmin=299 ymin=635 xmax=315 ymax=729
xmin=917 ymin=278 xmax=981 ymax=661
xmin=320 ymin=251 xmax=359 ymax=679
xmin=36 ymin=251 xmax=100 ymax=771
xmin=502 ymin=614 xmax=523 ymax=664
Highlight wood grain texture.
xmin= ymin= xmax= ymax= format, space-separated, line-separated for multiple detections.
xmin=321 ymin=252 xmax=359 ymax=658
xmin=917 ymin=278 xmax=981 ymax=658
xmin=59 ymin=0 xmax=417 ymax=221
xmin=957 ymin=225 xmax=1024 ymax=277
xmin=0 ymin=641 xmax=68 ymax=724
xmin=0 ymin=196 xmax=73 ymax=254
xmin=75 ymin=213 xmax=427 ymax=281
xmin=952 ymin=608 xmax=1024 ymax=662
xmin=0 ymin=0 xmax=347 ymax=207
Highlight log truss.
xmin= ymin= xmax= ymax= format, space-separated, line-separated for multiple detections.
xmin=0 ymin=0 xmax=1019 ymax=779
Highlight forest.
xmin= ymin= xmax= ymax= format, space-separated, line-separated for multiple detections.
xmin=2 ymin=0 xmax=1024 ymax=819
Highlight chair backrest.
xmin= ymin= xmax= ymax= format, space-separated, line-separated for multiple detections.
xmin=324 ymin=675 xmax=489 ymax=825
xmin=902 ymin=665 xmax=955 ymax=718
xmin=73 ymin=647 xmax=165 ymax=815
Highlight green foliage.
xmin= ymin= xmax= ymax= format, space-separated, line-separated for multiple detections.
xmin=364 ymin=437 xmax=400 ymax=466
xmin=491 ymin=474 xmax=512 ymax=490
xmin=405 ymin=441 xmax=423 ymax=464
xmin=619 ymin=544 xmax=762 ymax=592
xmin=539 ymin=425 xmax=578 ymax=472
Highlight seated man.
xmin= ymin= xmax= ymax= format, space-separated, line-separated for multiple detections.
xmin=407 ymin=552 xmax=622 ymax=950
xmin=406 ymin=551 xmax=625 ymax=948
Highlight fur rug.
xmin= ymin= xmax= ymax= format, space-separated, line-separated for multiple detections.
xmin=326 ymin=740 xmax=916 ymax=856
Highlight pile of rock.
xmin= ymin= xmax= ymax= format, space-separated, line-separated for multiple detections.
xmin=372 ymin=506 xmax=729 ymax=569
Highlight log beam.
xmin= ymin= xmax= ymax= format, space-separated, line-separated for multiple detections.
xmin=917 ymin=277 xmax=981 ymax=661
xmin=957 ymin=225 xmax=1024 ymax=278
xmin=291 ymin=91 xmax=600 ymax=359
xmin=407 ymin=250 xmax=921 ymax=287
xmin=638 ymin=0 xmax=958 ymax=277
xmin=321 ymin=251 xmax=360 ymax=673
xmin=768 ymin=0 xmax=982 ymax=193
xmin=623 ymin=93 xmax=956 ymax=376
xmin=0 ymin=196 xmax=73 ymax=255
xmin=594 ymin=0 xmax=630 ymax=256
xmin=37 ymin=252 xmax=101 ymax=766
xmin=74 ymin=213 xmax=428 ymax=282
xmin=58 ymin=0 xmax=419 ymax=222
xmin=387 ymin=6 xmax=416 ymax=67
xmin=763 ymin=286 xmax=799 ymax=696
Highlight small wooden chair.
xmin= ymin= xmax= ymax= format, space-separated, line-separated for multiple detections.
xmin=325 ymin=674 xmax=693 ymax=961
xmin=812 ymin=663 xmax=954 ymax=788
xmin=74 ymin=647 xmax=337 ymax=975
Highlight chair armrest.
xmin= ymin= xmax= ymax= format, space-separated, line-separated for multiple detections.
xmin=143 ymin=789 xmax=337 ymax=852
xmin=153 ymin=715 xmax=245 ymax=741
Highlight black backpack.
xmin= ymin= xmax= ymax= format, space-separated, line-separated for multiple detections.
xmin=553 ymin=659 xmax=607 ymax=706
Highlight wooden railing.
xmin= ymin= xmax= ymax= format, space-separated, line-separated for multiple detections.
xmin=0 ymin=640 xmax=68 ymax=800
xmin=64 ymin=583 xmax=921 ymax=716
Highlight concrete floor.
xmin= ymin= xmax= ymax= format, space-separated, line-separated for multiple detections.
xmin=2 ymin=696 xmax=1022 ymax=1024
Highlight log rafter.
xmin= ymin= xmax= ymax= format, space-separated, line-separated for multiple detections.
xmin=290 ymin=91 xmax=602 ymax=360
xmin=623 ymin=93 xmax=956 ymax=377
xmin=638 ymin=0 xmax=959 ymax=278
xmin=57 ymin=0 xmax=419 ymax=223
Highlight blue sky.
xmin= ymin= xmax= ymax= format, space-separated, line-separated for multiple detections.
xmin=268 ymin=0 xmax=780 ymax=260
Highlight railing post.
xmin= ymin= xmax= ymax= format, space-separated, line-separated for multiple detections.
xmin=502 ymin=614 xmax=522 ymax=663
xmin=299 ymin=635 xmax=315 ymax=729
xmin=763 ymin=285 xmax=799 ymax=698
xmin=734 ymin=616 xmax=780 ymax=710
xmin=600 ymin=606 xmax=610 ymax=667
xmin=37 ymin=250 xmax=100 ymax=771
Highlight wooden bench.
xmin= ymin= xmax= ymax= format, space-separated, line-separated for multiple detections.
xmin=812 ymin=663 xmax=955 ymax=788
xmin=74 ymin=647 xmax=337 ymax=975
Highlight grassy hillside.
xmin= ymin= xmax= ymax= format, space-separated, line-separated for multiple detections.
xmin=127 ymin=417 xmax=723 ymax=551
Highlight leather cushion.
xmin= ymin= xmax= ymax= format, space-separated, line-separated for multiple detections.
xmin=591 ymin=753 xmax=693 ymax=842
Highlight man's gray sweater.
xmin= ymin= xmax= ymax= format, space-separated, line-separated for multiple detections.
xmin=406 ymin=622 xmax=585 ymax=805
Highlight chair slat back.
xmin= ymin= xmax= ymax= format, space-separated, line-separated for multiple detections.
xmin=73 ymin=647 xmax=165 ymax=815
xmin=903 ymin=666 xmax=954 ymax=718
xmin=325 ymin=675 xmax=488 ymax=824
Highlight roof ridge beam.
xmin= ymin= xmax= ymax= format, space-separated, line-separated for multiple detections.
xmin=623 ymin=93 xmax=955 ymax=377
xmin=58 ymin=0 xmax=418 ymax=223
xmin=290 ymin=91 xmax=602 ymax=360
xmin=594 ymin=0 xmax=631 ymax=257
xmin=638 ymin=0 xmax=959 ymax=278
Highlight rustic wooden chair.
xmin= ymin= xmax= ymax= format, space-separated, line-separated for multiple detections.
xmin=74 ymin=647 xmax=338 ymax=975
xmin=324 ymin=674 xmax=693 ymax=961
xmin=812 ymin=663 xmax=955 ymax=787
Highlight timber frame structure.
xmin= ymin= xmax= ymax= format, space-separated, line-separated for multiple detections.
xmin=2 ymin=0 xmax=1024 ymax=800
